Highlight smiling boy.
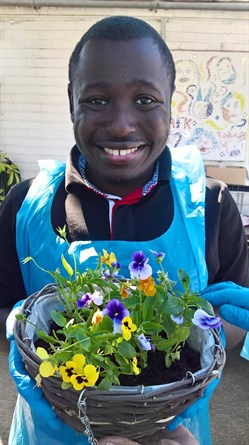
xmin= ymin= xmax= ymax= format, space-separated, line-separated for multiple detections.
xmin=1 ymin=16 xmax=248 ymax=445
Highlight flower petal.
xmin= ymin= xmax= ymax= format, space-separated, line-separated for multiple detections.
xmin=37 ymin=347 xmax=49 ymax=360
xmin=192 ymin=309 xmax=221 ymax=330
xmin=39 ymin=360 xmax=57 ymax=378
xmin=73 ymin=354 xmax=86 ymax=370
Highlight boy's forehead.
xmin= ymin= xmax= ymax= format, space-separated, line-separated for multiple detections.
xmin=74 ymin=37 xmax=165 ymax=84
xmin=79 ymin=37 xmax=162 ymax=64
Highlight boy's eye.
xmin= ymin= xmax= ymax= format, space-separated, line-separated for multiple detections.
xmin=87 ymin=97 xmax=108 ymax=105
xmin=135 ymin=96 xmax=156 ymax=105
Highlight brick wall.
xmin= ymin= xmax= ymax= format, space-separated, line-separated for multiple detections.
xmin=1 ymin=5 xmax=248 ymax=206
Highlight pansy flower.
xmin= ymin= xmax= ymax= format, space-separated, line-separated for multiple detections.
xmin=149 ymin=249 xmax=166 ymax=264
xmin=103 ymin=269 xmax=119 ymax=281
xmin=121 ymin=316 xmax=137 ymax=341
xmin=128 ymin=251 xmax=152 ymax=280
xmin=170 ymin=314 xmax=184 ymax=325
xmin=192 ymin=309 xmax=221 ymax=330
xmin=101 ymin=249 xmax=117 ymax=267
xmin=103 ymin=299 xmax=129 ymax=334
xmin=70 ymin=364 xmax=99 ymax=391
xmin=138 ymin=334 xmax=154 ymax=351
xmin=60 ymin=361 xmax=76 ymax=383
xmin=132 ymin=357 xmax=140 ymax=375
xmin=91 ymin=309 xmax=103 ymax=325
xmin=37 ymin=347 xmax=57 ymax=377
xmin=120 ymin=284 xmax=129 ymax=299
xmin=139 ymin=276 xmax=156 ymax=297
xmin=77 ymin=291 xmax=103 ymax=308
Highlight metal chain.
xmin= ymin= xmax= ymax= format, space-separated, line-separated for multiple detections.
xmin=77 ymin=390 xmax=98 ymax=445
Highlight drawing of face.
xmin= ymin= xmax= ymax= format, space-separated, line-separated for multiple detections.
xmin=217 ymin=57 xmax=236 ymax=84
xmin=186 ymin=128 xmax=217 ymax=154
xmin=225 ymin=136 xmax=243 ymax=157
xmin=196 ymin=133 xmax=213 ymax=154
xmin=192 ymin=100 xmax=213 ymax=119
xmin=175 ymin=60 xmax=199 ymax=89
xmin=222 ymin=96 xmax=243 ymax=123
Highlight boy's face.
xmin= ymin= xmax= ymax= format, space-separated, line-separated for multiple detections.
xmin=69 ymin=38 xmax=173 ymax=196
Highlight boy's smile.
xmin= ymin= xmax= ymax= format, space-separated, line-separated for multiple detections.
xmin=69 ymin=38 xmax=173 ymax=196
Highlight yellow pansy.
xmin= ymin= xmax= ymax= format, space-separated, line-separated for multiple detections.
xmin=101 ymin=249 xmax=117 ymax=267
xmin=122 ymin=316 xmax=137 ymax=341
xmin=37 ymin=347 xmax=57 ymax=377
xmin=132 ymin=357 xmax=140 ymax=375
xmin=70 ymin=364 xmax=99 ymax=391
xmin=59 ymin=354 xmax=86 ymax=383
xmin=72 ymin=354 xmax=86 ymax=372
xmin=39 ymin=360 xmax=57 ymax=378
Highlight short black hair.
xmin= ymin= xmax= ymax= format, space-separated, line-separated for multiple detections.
xmin=68 ymin=16 xmax=175 ymax=90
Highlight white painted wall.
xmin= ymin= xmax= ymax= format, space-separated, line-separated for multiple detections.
xmin=1 ymin=5 xmax=248 ymax=211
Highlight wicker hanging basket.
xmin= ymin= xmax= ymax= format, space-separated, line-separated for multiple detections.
xmin=14 ymin=284 xmax=226 ymax=443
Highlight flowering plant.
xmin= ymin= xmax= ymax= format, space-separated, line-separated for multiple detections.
xmin=18 ymin=227 xmax=221 ymax=392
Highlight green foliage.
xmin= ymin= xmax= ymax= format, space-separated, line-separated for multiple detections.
xmin=0 ymin=152 xmax=21 ymax=203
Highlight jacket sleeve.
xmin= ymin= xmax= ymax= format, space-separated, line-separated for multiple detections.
xmin=0 ymin=180 xmax=32 ymax=307
xmin=205 ymin=178 xmax=249 ymax=287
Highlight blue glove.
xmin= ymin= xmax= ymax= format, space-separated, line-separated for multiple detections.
xmin=6 ymin=301 xmax=64 ymax=431
xmin=201 ymin=281 xmax=249 ymax=331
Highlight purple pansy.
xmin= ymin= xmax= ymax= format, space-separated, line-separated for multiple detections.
xmin=77 ymin=293 xmax=92 ymax=308
xmin=128 ymin=251 xmax=152 ymax=280
xmin=170 ymin=314 xmax=184 ymax=325
xmin=103 ymin=299 xmax=130 ymax=334
xmin=77 ymin=291 xmax=103 ymax=308
xmin=192 ymin=309 xmax=222 ymax=330
xmin=103 ymin=269 xmax=119 ymax=281
xmin=138 ymin=333 xmax=154 ymax=351
xmin=149 ymin=250 xmax=166 ymax=263
xmin=111 ymin=262 xmax=121 ymax=269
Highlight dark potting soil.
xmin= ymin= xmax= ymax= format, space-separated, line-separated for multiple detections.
xmin=119 ymin=343 xmax=200 ymax=386
xmin=35 ymin=321 xmax=201 ymax=387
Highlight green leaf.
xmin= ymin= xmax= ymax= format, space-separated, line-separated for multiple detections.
xmin=165 ymin=352 xmax=172 ymax=368
xmin=157 ymin=326 xmax=190 ymax=351
xmin=76 ymin=337 xmax=92 ymax=352
xmin=54 ymin=351 xmax=72 ymax=363
xmin=117 ymin=341 xmax=136 ymax=359
xmin=117 ymin=361 xmax=131 ymax=374
xmin=187 ymin=295 xmax=214 ymax=314
xmin=37 ymin=330 xmax=58 ymax=345
xmin=61 ymin=254 xmax=73 ymax=277
xmin=15 ymin=313 xmax=26 ymax=321
xmin=178 ymin=269 xmax=190 ymax=291
xmin=142 ymin=296 xmax=154 ymax=321
xmin=50 ymin=309 xmax=67 ymax=327
xmin=140 ymin=321 xmax=163 ymax=334
xmin=7 ymin=171 xmax=14 ymax=186
xmin=100 ymin=315 xmax=113 ymax=331
xmin=97 ymin=375 xmax=112 ymax=390
xmin=61 ymin=381 xmax=72 ymax=390
xmin=162 ymin=296 xmax=184 ymax=315
xmin=156 ymin=337 xmax=179 ymax=350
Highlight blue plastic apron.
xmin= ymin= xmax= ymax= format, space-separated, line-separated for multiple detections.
xmin=240 ymin=332 xmax=249 ymax=360
xmin=11 ymin=146 xmax=211 ymax=445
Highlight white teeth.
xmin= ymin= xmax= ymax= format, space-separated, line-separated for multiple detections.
xmin=104 ymin=147 xmax=138 ymax=156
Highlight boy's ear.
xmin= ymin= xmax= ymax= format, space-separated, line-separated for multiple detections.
xmin=68 ymin=83 xmax=74 ymax=122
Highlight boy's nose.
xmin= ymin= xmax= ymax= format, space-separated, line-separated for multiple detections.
xmin=106 ymin=107 xmax=136 ymax=137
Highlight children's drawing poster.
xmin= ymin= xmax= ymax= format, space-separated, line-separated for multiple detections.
xmin=168 ymin=52 xmax=248 ymax=161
